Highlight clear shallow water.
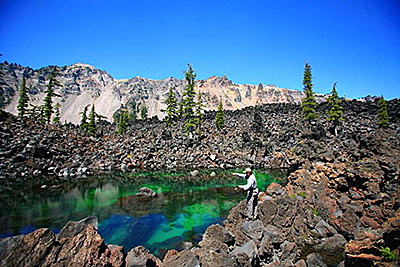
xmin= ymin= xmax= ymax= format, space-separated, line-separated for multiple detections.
xmin=0 ymin=171 xmax=283 ymax=256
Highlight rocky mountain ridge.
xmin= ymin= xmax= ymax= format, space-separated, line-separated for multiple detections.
xmin=0 ymin=62 xmax=316 ymax=124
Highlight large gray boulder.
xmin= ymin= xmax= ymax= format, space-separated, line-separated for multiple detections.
xmin=306 ymin=252 xmax=327 ymax=267
xmin=231 ymin=240 xmax=259 ymax=266
xmin=315 ymin=234 xmax=347 ymax=266
xmin=126 ymin=246 xmax=162 ymax=267
xmin=163 ymin=248 xmax=200 ymax=267
xmin=240 ymin=220 xmax=264 ymax=241
xmin=199 ymin=248 xmax=239 ymax=267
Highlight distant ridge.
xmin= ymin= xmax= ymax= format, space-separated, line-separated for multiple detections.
xmin=0 ymin=62 xmax=316 ymax=124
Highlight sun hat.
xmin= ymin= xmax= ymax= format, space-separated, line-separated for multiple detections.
xmin=243 ymin=167 xmax=252 ymax=173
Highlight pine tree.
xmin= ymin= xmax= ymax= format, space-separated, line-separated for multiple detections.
xmin=182 ymin=63 xmax=197 ymax=133
xmin=87 ymin=104 xmax=96 ymax=135
xmin=301 ymin=62 xmax=318 ymax=123
xmin=194 ymin=90 xmax=205 ymax=130
xmin=216 ymin=100 xmax=224 ymax=131
xmin=326 ymin=82 xmax=343 ymax=135
xmin=17 ymin=76 xmax=29 ymax=118
xmin=118 ymin=109 xmax=128 ymax=135
xmin=53 ymin=103 xmax=61 ymax=124
xmin=38 ymin=105 xmax=46 ymax=124
xmin=141 ymin=105 xmax=148 ymax=119
xmin=378 ymin=96 xmax=389 ymax=128
xmin=43 ymin=66 xmax=61 ymax=124
xmin=80 ymin=104 xmax=90 ymax=131
xmin=177 ymin=101 xmax=183 ymax=120
xmin=162 ymin=87 xmax=178 ymax=126
xmin=129 ymin=102 xmax=137 ymax=122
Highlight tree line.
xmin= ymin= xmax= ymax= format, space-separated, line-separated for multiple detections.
xmin=17 ymin=66 xmax=63 ymax=124
xmin=14 ymin=62 xmax=390 ymax=137
xmin=161 ymin=63 xmax=225 ymax=134
xmin=301 ymin=61 xmax=389 ymax=134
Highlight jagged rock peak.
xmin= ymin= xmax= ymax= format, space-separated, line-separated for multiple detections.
xmin=69 ymin=62 xmax=97 ymax=69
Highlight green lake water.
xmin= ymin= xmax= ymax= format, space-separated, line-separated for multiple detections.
xmin=0 ymin=170 xmax=284 ymax=256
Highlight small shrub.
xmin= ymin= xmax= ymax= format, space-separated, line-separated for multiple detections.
xmin=380 ymin=246 xmax=399 ymax=262
xmin=298 ymin=192 xmax=306 ymax=198
xmin=313 ymin=210 xmax=320 ymax=216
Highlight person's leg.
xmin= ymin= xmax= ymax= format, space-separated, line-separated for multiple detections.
xmin=253 ymin=192 xmax=259 ymax=219
xmin=247 ymin=191 xmax=254 ymax=219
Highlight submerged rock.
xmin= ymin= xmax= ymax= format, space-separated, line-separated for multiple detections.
xmin=136 ymin=187 xmax=157 ymax=198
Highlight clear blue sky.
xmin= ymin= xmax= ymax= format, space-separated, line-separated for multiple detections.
xmin=1 ymin=0 xmax=399 ymax=99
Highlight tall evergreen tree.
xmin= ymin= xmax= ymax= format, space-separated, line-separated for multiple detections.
xmin=38 ymin=105 xmax=46 ymax=124
xmin=141 ymin=105 xmax=148 ymax=119
xmin=378 ymin=96 xmax=389 ymax=128
xmin=43 ymin=66 xmax=61 ymax=124
xmin=177 ymin=101 xmax=184 ymax=120
xmin=194 ymin=91 xmax=205 ymax=130
xmin=301 ymin=62 xmax=318 ymax=123
xmin=80 ymin=104 xmax=90 ymax=131
xmin=119 ymin=109 xmax=128 ymax=134
xmin=182 ymin=63 xmax=197 ymax=132
xmin=17 ymin=76 xmax=29 ymax=117
xmin=53 ymin=103 xmax=61 ymax=124
xmin=87 ymin=104 xmax=96 ymax=135
xmin=216 ymin=100 xmax=224 ymax=131
xmin=327 ymin=82 xmax=343 ymax=135
xmin=129 ymin=102 xmax=137 ymax=122
xmin=162 ymin=87 xmax=178 ymax=126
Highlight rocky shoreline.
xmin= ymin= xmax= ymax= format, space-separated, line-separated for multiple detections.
xmin=0 ymin=99 xmax=399 ymax=266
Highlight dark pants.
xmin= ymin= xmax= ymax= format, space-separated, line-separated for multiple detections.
xmin=246 ymin=188 xmax=259 ymax=219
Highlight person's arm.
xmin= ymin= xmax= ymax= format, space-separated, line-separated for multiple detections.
xmin=239 ymin=175 xmax=254 ymax=190
xmin=232 ymin=173 xmax=247 ymax=179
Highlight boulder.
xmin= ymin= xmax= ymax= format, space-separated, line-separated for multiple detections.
xmin=383 ymin=216 xmax=400 ymax=249
xmin=136 ymin=187 xmax=157 ymax=198
xmin=266 ymin=182 xmax=286 ymax=197
xmin=199 ymin=224 xmax=234 ymax=253
xmin=344 ymin=235 xmax=382 ymax=266
xmin=315 ymin=234 xmax=347 ymax=266
xmin=201 ymin=224 xmax=235 ymax=245
xmin=262 ymin=225 xmax=284 ymax=244
xmin=313 ymin=219 xmax=337 ymax=238
xmin=306 ymin=252 xmax=327 ymax=267
xmin=126 ymin=246 xmax=162 ymax=267
xmin=231 ymin=240 xmax=258 ymax=266
xmin=240 ymin=219 xmax=264 ymax=241
xmin=199 ymin=248 xmax=239 ymax=267
xmin=58 ymin=216 xmax=98 ymax=239
xmin=163 ymin=248 xmax=200 ymax=267
xmin=258 ymin=199 xmax=278 ymax=225
xmin=0 ymin=228 xmax=55 ymax=267
xmin=258 ymin=236 xmax=273 ymax=260
xmin=280 ymin=241 xmax=298 ymax=265
xmin=294 ymin=259 xmax=307 ymax=267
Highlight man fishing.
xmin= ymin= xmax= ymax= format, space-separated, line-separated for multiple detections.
xmin=232 ymin=168 xmax=258 ymax=220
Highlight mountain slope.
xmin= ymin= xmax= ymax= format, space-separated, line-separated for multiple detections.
xmin=0 ymin=62 xmax=311 ymax=124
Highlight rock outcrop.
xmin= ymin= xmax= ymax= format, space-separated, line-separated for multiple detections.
xmin=0 ymin=217 xmax=125 ymax=267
